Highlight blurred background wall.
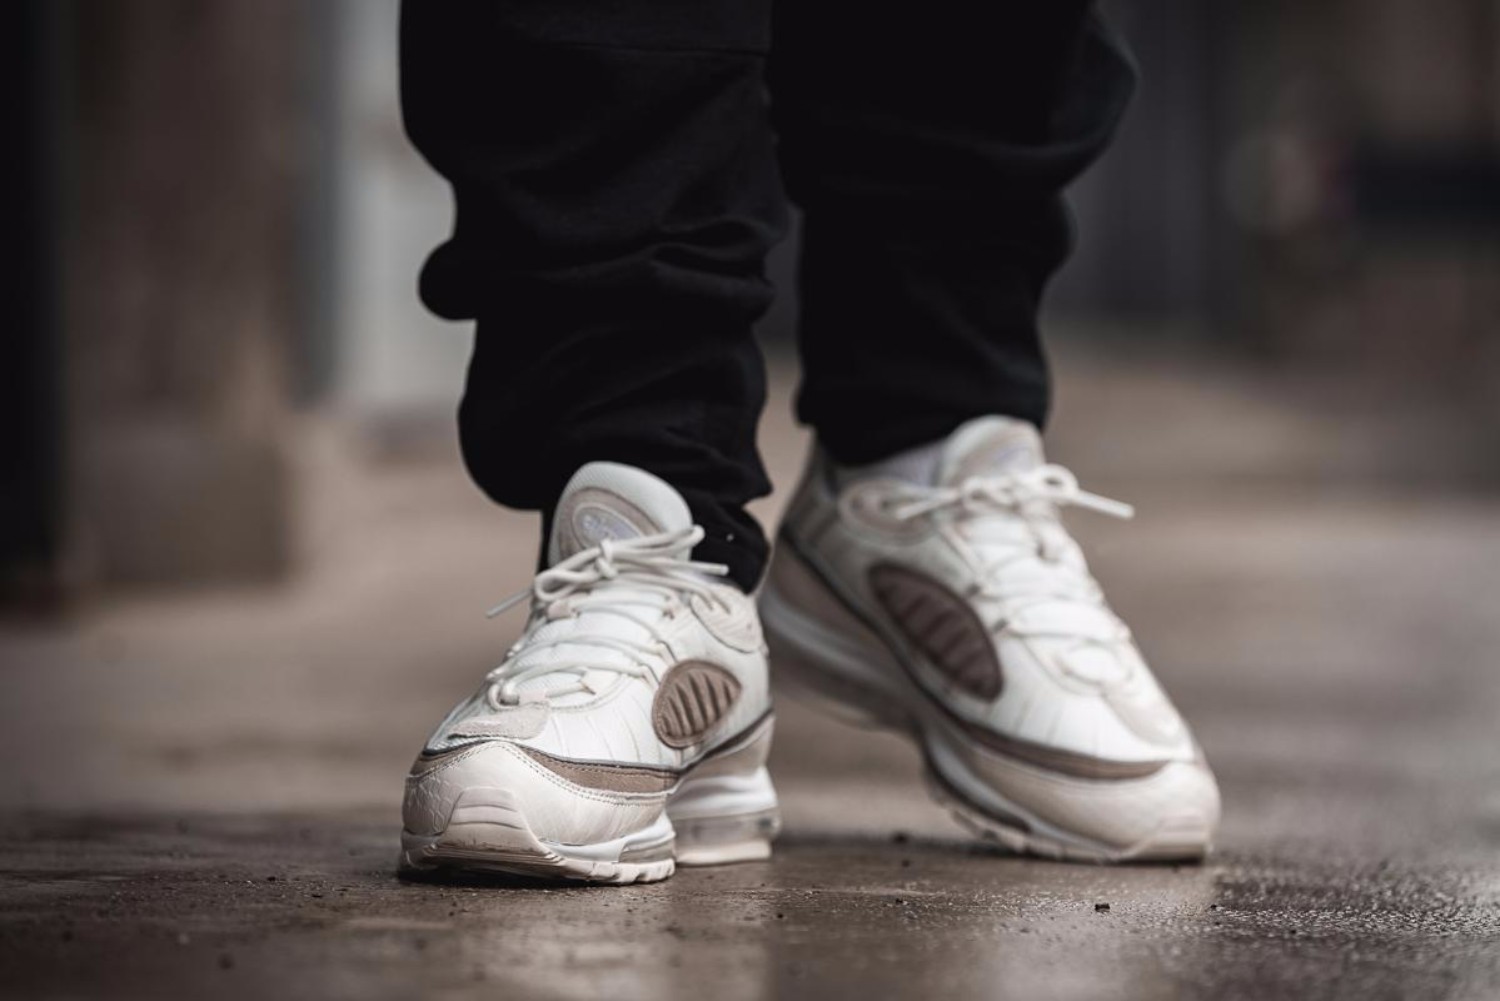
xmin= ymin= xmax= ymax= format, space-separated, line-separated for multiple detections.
xmin=2 ymin=0 xmax=1498 ymax=604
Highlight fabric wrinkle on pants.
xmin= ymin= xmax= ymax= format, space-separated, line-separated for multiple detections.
xmin=399 ymin=1 xmax=1136 ymax=590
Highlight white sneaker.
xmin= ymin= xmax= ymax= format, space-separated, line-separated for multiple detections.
xmin=401 ymin=462 xmax=779 ymax=884
xmin=761 ymin=417 xmax=1220 ymax=861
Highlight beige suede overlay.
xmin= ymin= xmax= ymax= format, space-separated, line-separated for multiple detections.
xmin=868 ymin=563 xmax=1003 ymax=701
xmin=651 ymin=661 xmax=742 ymax=749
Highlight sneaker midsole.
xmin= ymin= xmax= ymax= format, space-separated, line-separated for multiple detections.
xmin=406 ymin=719 xmax=782 ymax=870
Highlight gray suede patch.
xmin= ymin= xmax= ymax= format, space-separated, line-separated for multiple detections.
xmin=449 ymin=702 xmax=550 ymax=740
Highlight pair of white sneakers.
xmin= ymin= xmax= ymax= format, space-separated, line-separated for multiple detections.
xmin=400 ymin=417 xmax=1221 ymax=883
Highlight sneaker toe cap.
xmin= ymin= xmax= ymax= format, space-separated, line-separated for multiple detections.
xmin=402 ymin=741 xmax=667 ymax=846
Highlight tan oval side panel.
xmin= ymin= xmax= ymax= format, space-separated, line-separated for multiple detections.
xmin=868 ymin=563 xmax=1003 ymax=701
xmin=652 ymin=662 xmax=742 ymax=748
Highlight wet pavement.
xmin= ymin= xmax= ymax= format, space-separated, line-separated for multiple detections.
xmin=3 ymin=348 xmax=1499 ymax=999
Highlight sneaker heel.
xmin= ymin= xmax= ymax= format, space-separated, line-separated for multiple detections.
xmin=668 ymin=766 xmax=781 ymax=866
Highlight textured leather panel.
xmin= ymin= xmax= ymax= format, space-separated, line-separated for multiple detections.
xmin=652 ymin=661 xmax=742 ymax=748
xmin=868 ymin=563 xmax=1003 ymax=701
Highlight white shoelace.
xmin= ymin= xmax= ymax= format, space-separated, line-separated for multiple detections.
xmin=481 ymin=526 xmax=729 ymax=709
xmin=887 ymin=464 xmax=1134 ymax=642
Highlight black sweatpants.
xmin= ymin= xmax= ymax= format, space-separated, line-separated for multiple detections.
xmin=399 ymin=1 xmax=1136 ymax=590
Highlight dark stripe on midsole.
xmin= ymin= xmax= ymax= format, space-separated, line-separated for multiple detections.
xmin=924 ymin=756 xmax=1032 ymax=833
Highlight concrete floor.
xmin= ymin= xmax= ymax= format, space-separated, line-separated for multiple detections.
xmin=3 ymin=348 xmax=1499 ymax=999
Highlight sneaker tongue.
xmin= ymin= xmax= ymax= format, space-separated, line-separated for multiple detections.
xmin=547 ymin=462 xmax=694 ymax=565
xmin=937 ymin=416 xmax=1045 ymax=486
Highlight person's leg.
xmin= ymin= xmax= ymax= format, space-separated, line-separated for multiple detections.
xmin=770 ymin=1 xmax=1136 ymax=462
xmin=400 ymin=0 xmax=786 ymax=590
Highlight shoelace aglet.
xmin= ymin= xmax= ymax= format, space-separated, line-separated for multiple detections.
xmin=684 ymin=559 xmax=731 ymax=580
xmin=485 ymin=590 xmax=529 ymax=619
xmin=1074 ymin=491 xmax=1135 ymax=520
